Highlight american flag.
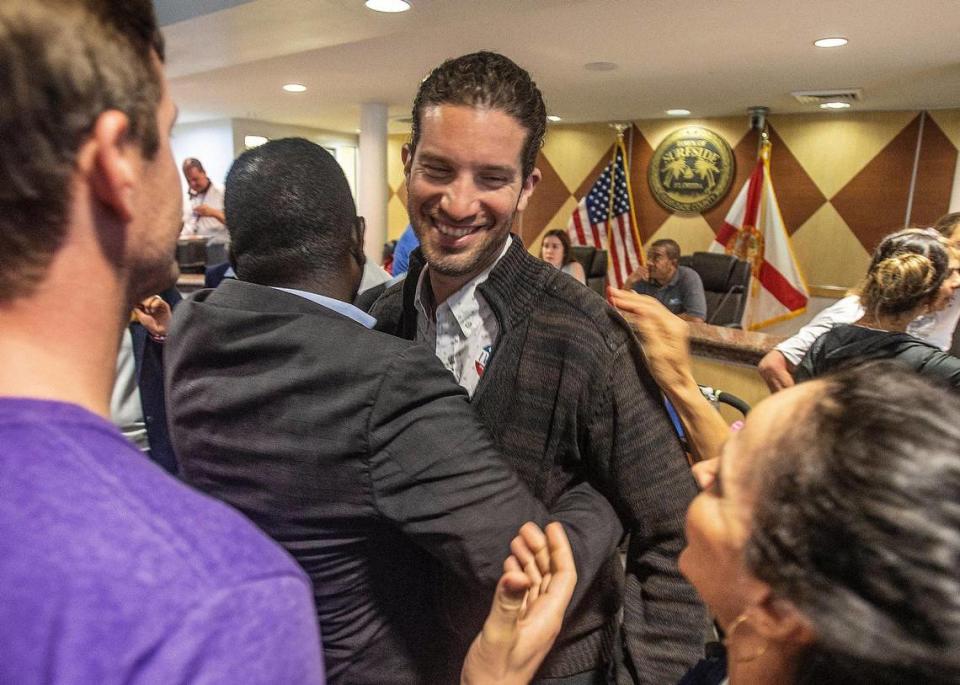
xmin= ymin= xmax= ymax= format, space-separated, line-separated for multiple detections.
xmin=567 ymin=141 xmax=643 ymax=288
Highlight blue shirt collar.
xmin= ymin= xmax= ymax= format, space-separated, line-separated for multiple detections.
xmin=271 ymin=286 xmax=377 ymax=329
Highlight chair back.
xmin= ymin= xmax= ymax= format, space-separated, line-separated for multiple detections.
xmin=569 ymin=246 xmax=608 ymax=295
xmin=679 ymin=252 xmax=751 ymax=326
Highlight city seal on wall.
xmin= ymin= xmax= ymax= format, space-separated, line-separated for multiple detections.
xmin=648 ymin=126 xmax=735 ymax=214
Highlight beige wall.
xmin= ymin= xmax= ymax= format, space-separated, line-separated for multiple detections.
xmin=385 ymin=110 xmax=960 ymax=289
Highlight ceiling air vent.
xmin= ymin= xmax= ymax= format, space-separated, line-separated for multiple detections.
xmin=791 ymin=88 xmax=863 ymax=105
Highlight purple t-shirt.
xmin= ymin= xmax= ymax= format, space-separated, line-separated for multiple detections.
xmin=0 ymin=398 xmax=325 ymax=684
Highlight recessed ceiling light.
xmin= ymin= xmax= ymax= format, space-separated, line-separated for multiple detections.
xmin=282 ymin=83 xmax=307 ymax=93
xmin=584 ymin=61 xmax=617 ymax=72
xmin=666 ymin=109 xmax=691 ymax=116
xmin=819 ymin=101 xmax=851 ymax=110
xmin=547 ymin=115 xmax=562 ymax=122
xmin=244 ymin=135 xmax=268 ymax=148
xmin=814 ymin=37 xmax=848 ymax=48
xmin=365 ymin=0 xmax=411 ymax=12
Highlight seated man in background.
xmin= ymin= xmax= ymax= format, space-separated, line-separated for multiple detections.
xmin=164 ymin=138 xmax=620 ymax=684
xmin=626 ymin=239 xmax=707 ymax=322
xmin=758 ymin=214 xmax=960 ymax=392
xmin=0 ymin=2 xmax=323 ymax=682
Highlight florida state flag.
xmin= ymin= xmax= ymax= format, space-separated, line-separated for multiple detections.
xmin=710 ymin=140 xmax=808 ymax=329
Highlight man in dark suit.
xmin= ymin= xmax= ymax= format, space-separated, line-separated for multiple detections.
xmin=164 ymin=138 xmax=620 ymax=685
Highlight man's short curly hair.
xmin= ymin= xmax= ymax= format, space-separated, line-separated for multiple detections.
xmin=409 ymin=51 xmax=546 ymax=180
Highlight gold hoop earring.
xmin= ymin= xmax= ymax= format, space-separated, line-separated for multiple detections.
xmin=724 ymin=613 xmax=769 ymax=663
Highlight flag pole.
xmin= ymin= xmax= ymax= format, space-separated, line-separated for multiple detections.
xmin=619 ymin=128 xmax=645 ymax=267
xmin=605 ymin=124 xmax=628 ymax=250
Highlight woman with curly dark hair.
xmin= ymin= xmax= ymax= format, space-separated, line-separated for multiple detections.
xmin=611 ymin=288 xmax=960 ymax=684
xmin=678 ymin=362 xmax=960 ymax=685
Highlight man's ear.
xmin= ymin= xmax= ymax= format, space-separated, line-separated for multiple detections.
xmin=349 ymin=217 xmax=367 ymax=272
xmin=82 ymin=111 xmax=137 ymax=222
xmin=516 ymin=167 xmax=542 ymax=213
xmin=401 ymin=144 xmax=413 ymax=180
xmin=750 ymin=592 xmax=817 ymax=648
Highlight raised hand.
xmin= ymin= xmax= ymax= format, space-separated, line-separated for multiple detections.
xmin=461 ymin=522 xmax=577 ymax=685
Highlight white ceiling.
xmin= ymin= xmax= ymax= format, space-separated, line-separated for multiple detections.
xmin=161 ymin=0 xmax=960 ymax=135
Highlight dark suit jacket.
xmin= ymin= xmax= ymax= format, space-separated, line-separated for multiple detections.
xmin=204 ymin=261 xmax=232 ymax=288
xmin=164 ymin=279 xmax=619 ymax=685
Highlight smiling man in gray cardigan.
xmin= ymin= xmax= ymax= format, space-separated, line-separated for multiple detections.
xmin=365 ymin=52 xmax=706 ymax=684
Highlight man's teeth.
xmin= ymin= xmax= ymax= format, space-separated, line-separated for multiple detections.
xmin=435 ymin=222 xmax=479 ymax=238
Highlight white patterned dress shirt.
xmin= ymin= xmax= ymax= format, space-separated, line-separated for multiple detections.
xmin=414 ymin=240 xmax=511 ymax=397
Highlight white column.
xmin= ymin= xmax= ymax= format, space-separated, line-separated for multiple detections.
xmin=358 ymin=102 xmax=389 ymax=264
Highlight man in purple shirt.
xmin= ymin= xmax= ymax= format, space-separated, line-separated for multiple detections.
xmin=0 ymin=2 xmax=324 ymax=682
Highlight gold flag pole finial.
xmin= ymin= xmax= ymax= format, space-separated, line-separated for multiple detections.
xmin=747 ymin=106 xmax=770 ymax=158
xmin=609 ymin=122 xmax=629 ymax=141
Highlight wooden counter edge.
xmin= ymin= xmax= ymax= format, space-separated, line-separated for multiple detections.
xmin=623 ymin=313 xmax=786 ymax=366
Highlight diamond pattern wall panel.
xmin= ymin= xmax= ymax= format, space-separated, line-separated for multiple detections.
xmin=830 ymin=115 xmax=922 ymax=254
xmin=931 ymin=110 xmax=960 ymax=150
xmin=543 ymin=123 xmax=620 ymax=193
xmin=771 ymin=112 xmax=916 ymax=198
xmin=518 ymin=152 xmax=570 ymax=245
xmin=385 ymin=110 xmax=960 ymax=287
xmin=573 ymin=144 xmax=615 ymax=200
xmin=627 ymin=124 xmax=670 ymax=244
xmin=648 ymin=214 xmax=718 ymax=258
xmin=791 ymin=203 xmax=870 ymax=288
xmin=910 ymin=115 xmax=958 ymax=227
xmin=765 ymin=126 xmax=827 ymax=235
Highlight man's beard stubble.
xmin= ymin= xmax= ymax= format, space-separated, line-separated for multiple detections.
xmin=411 ymin=210 xmax=516 ymax=280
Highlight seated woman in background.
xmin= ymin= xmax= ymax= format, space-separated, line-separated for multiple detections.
xmin=611 ymin=291 xmax=960 ymax=684
xmin=540 ymin=229 xmax=586 ymax=284
xmin=796 ymin=228 xmax=960 ymax=389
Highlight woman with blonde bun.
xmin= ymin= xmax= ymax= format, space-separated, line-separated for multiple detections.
xmin=796 ymin=228 xmax=960 ymax=389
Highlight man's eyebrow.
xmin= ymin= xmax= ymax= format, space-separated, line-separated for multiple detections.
xmin=416 ymin=152 xmax=449 ymax=165
xmin=415 ymin=153 xmax=516 ymax=176
xmin=476 ymin=164 xmax=516 ymax=176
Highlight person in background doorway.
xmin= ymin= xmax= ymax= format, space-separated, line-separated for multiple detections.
xmin=181 ymin=157 xmax=228 ymax=251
